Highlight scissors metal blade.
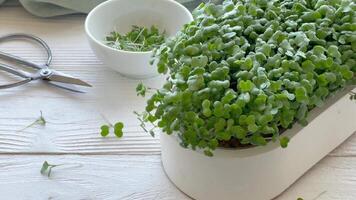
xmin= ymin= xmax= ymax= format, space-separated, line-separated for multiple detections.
xmin=46 ymin=70 xmax=92 ymax=87
xmin=45 ymin=81 xmax=85 ymax=93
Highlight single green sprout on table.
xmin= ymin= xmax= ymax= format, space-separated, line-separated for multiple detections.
xmin=40 ymin=161 xmax=79 ymax=178
xmin=41 ymin=161 xmax=61 ymax=177
xmin=100 ymin=115 xmax=124 ymax=138
xmin=19 ymin=111 xmax=46 ymax=131
xmin=105 ymin=25 xmax=166 ymax=52
xmin=100 ymin=122 xmax=124 ymax=138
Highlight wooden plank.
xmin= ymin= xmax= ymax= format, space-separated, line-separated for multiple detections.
xmin=0 ymin=154 xmax=355 ymax=200
xmin=0 ymin=155 xmax=189 ymax=200
xmin=276 ymin=156 xmax=356 ymax=200
xmin=330 ymin=134 xmax=356 ymax=157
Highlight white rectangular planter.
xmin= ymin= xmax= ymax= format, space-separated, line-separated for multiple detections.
xmin=161 ymin=87 xmax=356 ymax=200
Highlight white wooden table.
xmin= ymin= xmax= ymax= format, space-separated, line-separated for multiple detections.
xmin=0 ymin=7 xmax=355 ymax=200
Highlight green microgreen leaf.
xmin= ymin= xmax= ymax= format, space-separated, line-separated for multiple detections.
xmin=280 ymin=137 xmax=290 ymax=148
xmin=204 ymin=149 xmax=214 ymax=157
xmin=114 ymin=122 xmax=124 ymax=138
xmin=100 ymin=125 xmax=110 ymax=137
xmin=250 ymin=134 xmax=267 ymax=146
xmin=40 ymin=161 xmax=49 ymax=175
xmin=40 ymin=161 xmax=60 ymax=177
xmin=136 ymin=82 xmax=147 ymax=97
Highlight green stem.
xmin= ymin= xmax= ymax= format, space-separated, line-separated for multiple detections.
xmin=100 ymin=114 xmax=113 ymax=127
xmin=132 ymin=27 xmax=145 ymax=44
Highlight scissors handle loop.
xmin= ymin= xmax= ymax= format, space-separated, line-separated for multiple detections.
xmin=0 ymin=34 xmax=52 ymax=89
xmin=0 ymin=79 xmax=32 ymax=89
xmin=0 ymin=62 xmax=36 ymax=89
xmin=0 ymin=33 xmax=52 ymax=69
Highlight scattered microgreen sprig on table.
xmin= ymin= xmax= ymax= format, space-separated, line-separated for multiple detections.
xmin=100 ymin=115 xmax=124 ymax=138
xmin=19 ymin=111 xmax=46 ymax=132
xmin=40 ymin=161 xmax=62 ymax=177
xmin=106 ymin=25 xmax=166 ymax=52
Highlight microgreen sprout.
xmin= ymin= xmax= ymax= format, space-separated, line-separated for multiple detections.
xmin=280 ymin=137 xmax=290 ymax=148
xmin=100 ymin=115 xmax=124 ymax=138
xmin=136 ymin=82 xmax=147 ymax=97
xmin=106 ymin=25 xmax=166 ymax=52
xmin=19 ymin=111 xmax=46 ymax=131
xmin=40 ymin=161 xmax=62 ymax=177
xmin=136 ymin=82 xmax=157 ymax=97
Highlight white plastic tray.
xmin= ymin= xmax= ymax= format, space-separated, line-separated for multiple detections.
xmin=161 ymin=88 xmax=356 ymax=200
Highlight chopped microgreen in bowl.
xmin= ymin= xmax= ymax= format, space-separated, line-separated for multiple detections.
xmin=105 ymin=25 xmax=166 ymax=52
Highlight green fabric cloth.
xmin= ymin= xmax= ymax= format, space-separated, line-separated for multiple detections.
xmin=0 ymin=0 xmax=206 ymax=17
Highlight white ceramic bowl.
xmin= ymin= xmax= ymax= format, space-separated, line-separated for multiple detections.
xmin=85 ymin=0 xmax=193 ymax=79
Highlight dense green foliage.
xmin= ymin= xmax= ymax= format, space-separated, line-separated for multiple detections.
xmin=106 ymin=25 xmax=166 ymax=52
xmin=141 ymin=0 xmax=355 ymax=155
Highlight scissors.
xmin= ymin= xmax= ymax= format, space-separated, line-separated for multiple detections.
xmin=0 ymin=33 xmax=92 ymax=93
